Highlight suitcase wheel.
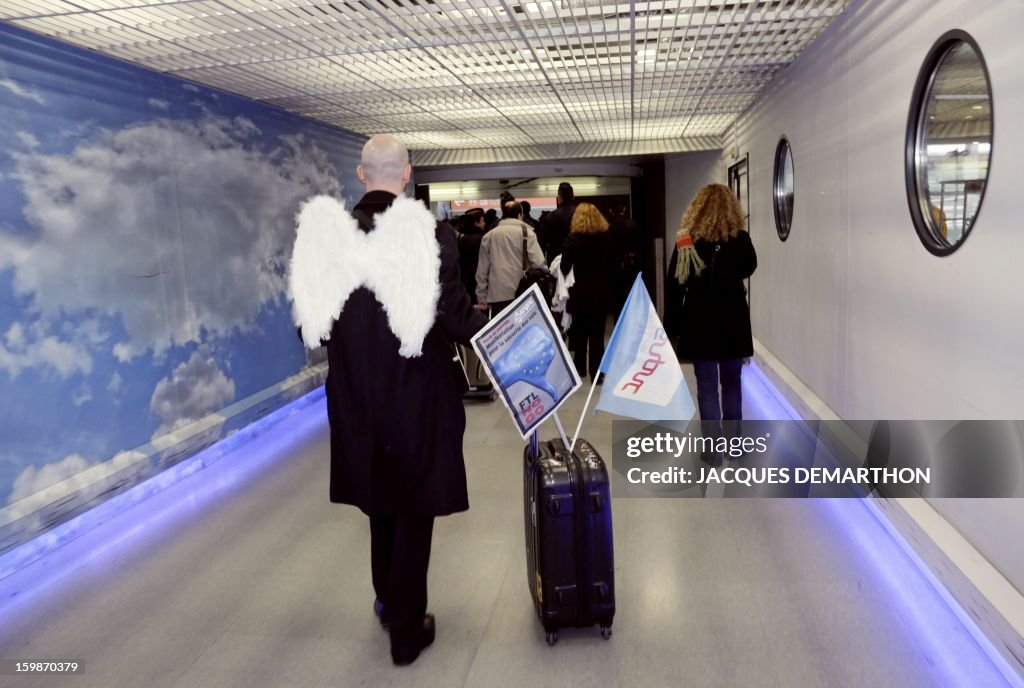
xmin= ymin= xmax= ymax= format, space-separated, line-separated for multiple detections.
xmin=600 ymin=625 xmax=613 ymax=640
xmin=545 ymin=630 xmax=559 ymax=646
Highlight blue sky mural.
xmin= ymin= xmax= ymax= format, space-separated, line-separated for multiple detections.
xmin=0 ymin=25 xmax=365 ymax=511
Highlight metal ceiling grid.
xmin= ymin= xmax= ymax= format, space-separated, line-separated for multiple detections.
xmin=3 ymin=0 xmax=850 ymax=158
xmin=0 ymin=1 xmax=53 ymax=19
xmin=176 ymin=63 xmax=313 ymax=100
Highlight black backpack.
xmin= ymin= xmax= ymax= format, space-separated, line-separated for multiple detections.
xmin=515 ymin=225 xmax=557 ymax=307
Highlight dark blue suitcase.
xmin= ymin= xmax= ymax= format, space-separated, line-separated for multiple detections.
xmin=524 ymin=436 xmax=615 ymax=645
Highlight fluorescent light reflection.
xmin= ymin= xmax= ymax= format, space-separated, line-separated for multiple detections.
xmin=0 ymin=388 xmax=327 ymax=620
xmin=0 ymin=364 xmax=1019 ymax=687
xmin=817 ymin=498 xmax=1019 ymax=687
xmin=743 ymin=363 xmax=1020 ymax=687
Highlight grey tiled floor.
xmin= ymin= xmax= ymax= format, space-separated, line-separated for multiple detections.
xmin=0 ymin=366 xmax=1012 ymax=687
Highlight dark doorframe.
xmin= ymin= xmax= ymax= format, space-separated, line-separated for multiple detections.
xmin=728 ymin=154 xmax=750 ymax=304
xmin=631 ymin=156 xmax=666 ymax=313
xmin=728 ymin=153 xmax=749 ymax=231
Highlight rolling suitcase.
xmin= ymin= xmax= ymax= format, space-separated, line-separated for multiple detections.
xmin=523 ymin=435 xmax=615 ymax=645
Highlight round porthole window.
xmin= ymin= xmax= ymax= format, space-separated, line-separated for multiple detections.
xmin=773 ymin=137 xmax=794 ymax=241
xmin=906 ymin=30 xmax=992 ymax=256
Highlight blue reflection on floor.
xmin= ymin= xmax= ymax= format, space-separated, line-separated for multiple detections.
xmin=0 ymin=388 xmax=328 ymax=618
xmin=0 ymin=360 xmax=1019 ymax=687
xmin=743 ymin=361 xmax=1020 ymax=688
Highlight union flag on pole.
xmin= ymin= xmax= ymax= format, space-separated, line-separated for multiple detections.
xmin=594 ymin=274 xmax=695 ymax=421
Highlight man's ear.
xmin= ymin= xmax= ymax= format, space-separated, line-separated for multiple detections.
xmin=402 ymin=162 xmax=411 ymax=188
xmin=357 ymin=163 xmax=367 ymax=184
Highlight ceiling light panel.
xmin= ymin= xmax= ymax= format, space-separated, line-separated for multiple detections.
xmin=5 ymin=0 xmax=851 ymax=154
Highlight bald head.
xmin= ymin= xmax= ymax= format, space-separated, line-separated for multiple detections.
xmin=357 ymin=134 xmax=411 ymax=194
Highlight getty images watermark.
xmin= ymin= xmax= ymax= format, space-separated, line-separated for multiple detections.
xmin=624 ymin=431 xmax=928 ymax=486
xmin=610 ymin=420 xmax=1024 ymax=498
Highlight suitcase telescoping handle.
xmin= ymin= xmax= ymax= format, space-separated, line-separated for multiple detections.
xmin=526 ymin=432 xmax=540 ymax=465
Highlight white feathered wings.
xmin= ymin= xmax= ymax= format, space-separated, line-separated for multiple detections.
xmin=289 ymin=195 xmax=441 ymax=358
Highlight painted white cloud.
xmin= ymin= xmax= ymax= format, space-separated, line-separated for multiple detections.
xmin=16 ymin=132 xmax=39 ymax=149
xmin=3 ymin=449 xmax=146 ymax=515
xmin=8 ymin=453 xmax=91 ymax=504
xmin=0 ymin=78 xmax=45 ymax=105
xmin=150 ymin=349 xmax=235 ymax=437
xmin=108 ymin=371 xmax=123 ymax=393
xmin=72 ymin=385 xmax=92 ymax=406
xmin=0 ymin=321 xmax=92 ymax=379
xmin=76 ymin=318 xmax=110 ymax=345
xmin=148 ymin=98 xmax=170 ymax=110
xmin=38 ymin=336 xmax=92 ymax=376
xmin=4 ymin=322 xmax=25 ymax=348
xmin=0 ymin=114 xmax=342 ymax=361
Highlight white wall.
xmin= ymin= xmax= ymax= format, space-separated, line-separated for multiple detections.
xmin=663 ymin=150 xmax=722 ymax=264
xmin=728 ymin=0 xmax=1024 ymax=607
xmin=732 ymin=0 xmax=1024 ymax=421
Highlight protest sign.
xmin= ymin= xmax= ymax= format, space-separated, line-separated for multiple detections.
xmin=470 ymin=284 xmax=581 ymax=438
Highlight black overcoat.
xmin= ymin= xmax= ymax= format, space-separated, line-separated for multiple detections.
xmin=538 ymin=203 xmax=575 ymax=262
xmin=665 ymin=230 xmax=757 ymax=361
xmin=324 ymin=191 xmax=486 ymax=517
xmin=559 ymin=230 xmax=615 ymax=318
xmin=457 ymin=227 xmax=484 ymax=305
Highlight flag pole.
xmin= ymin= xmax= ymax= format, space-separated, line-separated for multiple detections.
xmin=570 ymin=376 xmax=599 ymax=452
xmin=552 ymin=412 xmax=571 ymax=450
xmin=568 ymin=273 xmax=643 ymax=453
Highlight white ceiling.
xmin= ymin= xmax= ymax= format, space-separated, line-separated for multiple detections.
xmin=2 ymin=0 xmax=850 ymax=161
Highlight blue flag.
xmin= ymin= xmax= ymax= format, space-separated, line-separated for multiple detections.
xmin=594 ymin=274 xmax=696 ymax=421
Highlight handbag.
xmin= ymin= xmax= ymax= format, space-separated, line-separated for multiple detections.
xmin=515 ymin=225 xmax=557 ymax=306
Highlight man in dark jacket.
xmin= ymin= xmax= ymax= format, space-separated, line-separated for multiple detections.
xmin=457 ymin=208 xmax=486 ymax=304
xmin=520 ymin=200 xmax=539 ymax=230
xmin=608 ymin=203 xmax=645 ymax=315
xmin=292 ymin=134 xmax=485 ymax=666
xmin=537 ymin=181 xmax=576 ymax=262
xmin=483 ymin=207 xmax=499 ymax=230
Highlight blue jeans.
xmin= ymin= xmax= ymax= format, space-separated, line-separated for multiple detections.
xmin=693 ymin=359 xmax=743 ymax=422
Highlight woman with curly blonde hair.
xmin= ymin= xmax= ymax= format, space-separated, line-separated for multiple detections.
xmin=665 ymin=184 xmax=757 ymax=426
xmin=559 ymin=202 xmax=615 ymax=380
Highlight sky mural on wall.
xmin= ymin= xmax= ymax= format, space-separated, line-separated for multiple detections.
xmin=0 ymin=25 xmax=365 ymax=513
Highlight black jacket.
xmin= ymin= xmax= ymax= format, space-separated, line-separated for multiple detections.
xmin=457 ymin=226 xmax=484 ymax=305
xmin=538 ymin=203 xmax=576 ymax=262
xmin=559 ymin=231 xmax=615 ymax=317
xmin=665 ymin=230 xmax=757 ymax=361
xmin=324 ymin=191 xmax=486 ymax=516
xmin=610 ymin=216 xmax=644 ymax=277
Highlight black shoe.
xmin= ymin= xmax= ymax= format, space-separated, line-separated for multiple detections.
xmin=391 ymin=614 xmax=436 ymax=666
xmin=373 ymin=598 xmax=389 ymax=629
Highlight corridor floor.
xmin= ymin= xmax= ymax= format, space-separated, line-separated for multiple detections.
xmin=0 ymin=365 xmax=1010 ymax=688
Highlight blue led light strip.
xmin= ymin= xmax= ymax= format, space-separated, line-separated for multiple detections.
xmin=0 ymin=387 xmax=326 ymax=617
xmin=745 ymin=361 xmax=1023 ymax=687
xmin=0 ymin=362 xmax=1020 ymax=686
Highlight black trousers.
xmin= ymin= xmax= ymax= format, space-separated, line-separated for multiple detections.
xmin=489 ymin=300 xmax=512 ymax=318
xmin=369 ymin=514 xmax=435 ymax=646
xmin=569 ymin=312 xmax=606 ymax=379
xmin=693 ymin=359 xmax=744 ymax=421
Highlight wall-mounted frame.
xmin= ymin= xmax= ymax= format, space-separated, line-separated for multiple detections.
xmin=772 ymin=137 xmax=794 ymax=241
xmin=905 ymin=29 xmax=993 ymax=256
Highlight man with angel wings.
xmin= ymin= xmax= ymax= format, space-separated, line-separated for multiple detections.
xmin=290 ymin=135 xmax=486 ymax=666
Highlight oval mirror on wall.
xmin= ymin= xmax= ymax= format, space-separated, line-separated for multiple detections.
xmin=773 ymin=137 xmax=794 ymax=241
xmin=906 ymin=30 xmax=993 ymax=256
